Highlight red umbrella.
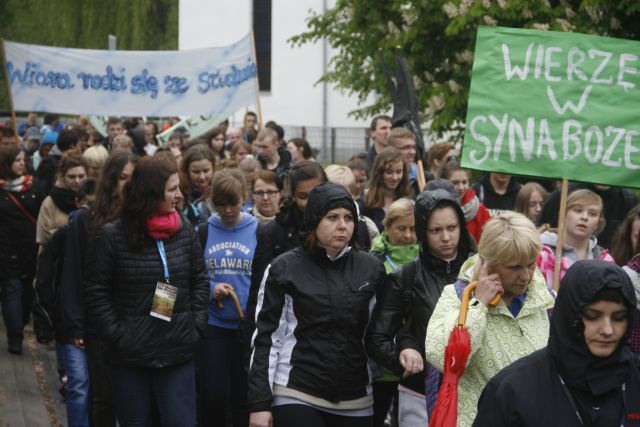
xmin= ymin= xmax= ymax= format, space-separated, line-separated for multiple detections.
xmin=428 ymin=282 xmax=500 ymax=427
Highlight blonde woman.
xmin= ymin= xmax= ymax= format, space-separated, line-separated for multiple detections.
xmin=425 ymin=212 xmax=554 ymax=427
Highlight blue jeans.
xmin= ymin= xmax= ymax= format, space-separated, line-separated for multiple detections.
xmin=56 ymin=343 xmax=90 ymax=427
xmin=108 ymin=360 xmax=196 ymax=427
xmin=1 ymin=278 xmax=24 ymax=341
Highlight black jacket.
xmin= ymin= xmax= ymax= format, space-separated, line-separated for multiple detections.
xmin=83 ymin=218 xmax=209 ymax=368
xmin=0 ymin=185 xmax=38 ymax=280
xmin=471 ymin=173 xmax=521 ymax=216
xmin=33 ymin=223 xmax=67 ymax=343
xmin=536 ymin=183 xmax=637 ymax=250
xmin=366 ymin=189 xmax=475 ymax=393
xmin=257 ymin=145 xmax=293 ymax=182
xmin=474 ymin=261 xmax=640 ymax=427
xmin=248 ymin=246 xmax=386 ymax=412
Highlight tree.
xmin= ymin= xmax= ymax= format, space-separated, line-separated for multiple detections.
xmin=0 ymin=0 xmax=178 ymax=111
xmin=290 ymin=0 xmax=640 ymax=141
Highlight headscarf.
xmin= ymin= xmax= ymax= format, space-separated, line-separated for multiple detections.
xmin=549 ymin=260 xmax=636 ymax=395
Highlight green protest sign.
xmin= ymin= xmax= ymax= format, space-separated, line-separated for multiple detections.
xmin=462 ymin=26 xmax=640 ymax=188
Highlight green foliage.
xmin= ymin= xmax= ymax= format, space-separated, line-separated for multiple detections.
xmin=290 ymin=0 xmax=640 ymax=141
xmin=0 ymin=0 xmax=178 ymax=110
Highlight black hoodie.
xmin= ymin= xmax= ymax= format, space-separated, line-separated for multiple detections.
xmin=366 ymin=189 xmax=476 ymax=393
xmin=474 ymin=260 xmax=640 ymax=427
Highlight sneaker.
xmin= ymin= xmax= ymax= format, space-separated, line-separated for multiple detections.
xmin=59 ymin=375 xmax=68 ymax=399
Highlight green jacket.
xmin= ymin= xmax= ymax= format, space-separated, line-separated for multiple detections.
xmin=424 ymin=254 xmax=554 ymax=427
xmin=370 ymin=232 xmax=419 ymax=274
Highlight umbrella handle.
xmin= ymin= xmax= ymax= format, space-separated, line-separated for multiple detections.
xmin=226 ymin=287 xmax=244 ymax=321
xmin=457 ymin=282 xmax=501 ymax=327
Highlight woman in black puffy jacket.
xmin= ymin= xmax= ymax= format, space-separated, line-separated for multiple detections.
xmin=248 ymin=182 xmax=387 ymax=427
xmin=83 ymin=155 xmax=208 ymax=426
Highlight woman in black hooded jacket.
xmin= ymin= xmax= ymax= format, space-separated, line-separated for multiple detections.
xmin=365 ymin=189 xmax=475 ymax=425
xmin=474 ymin=260 xmax=640 ymax=427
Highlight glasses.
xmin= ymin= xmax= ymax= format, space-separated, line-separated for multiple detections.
xmin=253 ymin=190 xmax=280 ymax=198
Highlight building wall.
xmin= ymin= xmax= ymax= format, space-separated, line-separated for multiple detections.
xmin=178 ymin=0 xmax=375 ymax=131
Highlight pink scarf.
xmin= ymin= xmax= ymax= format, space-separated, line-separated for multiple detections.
xmin=146 ymin=211 xmax=181 ymax=239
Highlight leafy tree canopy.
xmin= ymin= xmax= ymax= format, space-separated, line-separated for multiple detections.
xmin=290 ymin=0 xmax=640 ymax=140
xmin=0 ymin=0 xmax=178 ymax=110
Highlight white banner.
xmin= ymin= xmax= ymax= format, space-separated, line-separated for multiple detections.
xmin=3 ymin=34 xmax=258 ymax=117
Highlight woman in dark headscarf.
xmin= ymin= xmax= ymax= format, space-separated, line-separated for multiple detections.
xmin=474 ymin=260 xmax=640 ymax=427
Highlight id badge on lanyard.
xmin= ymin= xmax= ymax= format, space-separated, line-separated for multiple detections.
xmin=150 ymin=240 xmax=178 ymax=322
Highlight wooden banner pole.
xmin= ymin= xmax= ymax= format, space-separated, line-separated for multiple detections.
xmin=0 ymin=38 xmax=20 ymax=145
xmin=553 ymin=178 xmax=569 ymax=292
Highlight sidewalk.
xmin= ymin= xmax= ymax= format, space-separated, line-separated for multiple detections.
xmin=0 ymin=322 xmax=66 ymax=427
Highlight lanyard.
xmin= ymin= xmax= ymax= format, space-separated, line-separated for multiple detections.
xmin=558 ymin=374 xmax=626 ymax=426
xmin=385 ymin=254 xmax=398 ymax=272
xmin=156 ymin=240 xmax=170 ymax=282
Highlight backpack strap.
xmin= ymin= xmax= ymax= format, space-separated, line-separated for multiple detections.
xmin=453 ymin=279 xmax=469 ymax=300
xmin=197 ymin=221 xmax=208 ymax=249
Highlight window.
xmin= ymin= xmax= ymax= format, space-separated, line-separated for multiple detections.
xmin=253 ymin=0 xmax=271 ymax=92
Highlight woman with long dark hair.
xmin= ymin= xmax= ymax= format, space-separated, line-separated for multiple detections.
xmin=179 ymin=144 xmax=216 ymax=225
xmin=360 ymin=147 xmax=411 ymax=232
xmin=0 ymin=145 xmax=38 ymax=354
xmin=86 ymin=150 xmax=137 ymax=427
xmin=84 ymin=156 xmax=208 ymax=426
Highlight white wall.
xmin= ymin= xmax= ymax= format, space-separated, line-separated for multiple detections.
xmin=179 ymin=0 xmax=374 ymax=129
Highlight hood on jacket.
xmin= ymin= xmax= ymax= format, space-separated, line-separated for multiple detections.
xmin=540 ymin=230 xmax=599 ymax=251
xmin=415 ymin=189 xmax=473 ymax=262
xmin=208 ymin=211 xmax=257 ymax=231
xmin=549 ymin=260 xmax=636 ymax=395
xmin=301 ymin=182 xmax=358 ymax=247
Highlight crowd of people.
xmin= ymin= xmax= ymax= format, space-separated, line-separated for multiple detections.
xmin=1 ymin=111 xmax=640 ymax=427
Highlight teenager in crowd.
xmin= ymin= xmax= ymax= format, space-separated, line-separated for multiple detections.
xmin=230 ymin=141 xmax=253 ymax=164
xmin=143 ymin=122 xmax=159 ymax=156
xmin=34 ymin=178 xmax=97 ymax=427
xmin=36 ymin=153 xmax=87 ymax=248
xmin=612 ymin=205 xmax=640 ymax=267
xmin=198 ymin=169 xmax=260 ymax=427
xmin=0 ymin=145 xmax=38 ymax=355
xmin=367 ymin=189 xmax=475 ymax=426
xmin=515 ymin=182 xmax=548 ymax=223
xmin=474 ymin=261 xmax=640 ymax=427
xmin=248 ymin=182 xmax=386 ymax=427
xmin=471 ymin=173 xmax=522 ymax=218
xmin=205 ymin=126 xmax=227 ymax=161
xmin=287 ymin=138 xmax=313 ymax=164
xmin=443 ymin=161 xmax=491 ymax=244
xmin=359 ymin=147 xmax=411 ymax=232
xmin=83 ymin=156 xmax=208 ymax=426
xmin=537 ymin=189 xmax=614 ymax=290
xmin=425 ymin=212 xmax=554 ymax=427
xmin=83 ymin=151 xmax=136 ymax=427
xmin=537 ymin=183 xmax=638 ymax=250
xmin=348 ymin=154 xmax=369 ymax=200
xmin=245 ymin=161 xmax=328 ymax=351
xmin=251 ymin=170 xmax=283 ymax=224
xmin=179 ymin=144 xmax=216 ymax=225
xmin=367 ymin=197 xmax=419 ymax=427
xmin=425 ymin=142 xmax=457 ymax=181
xmin=83 ymin=145 xmax=109 ymax=179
